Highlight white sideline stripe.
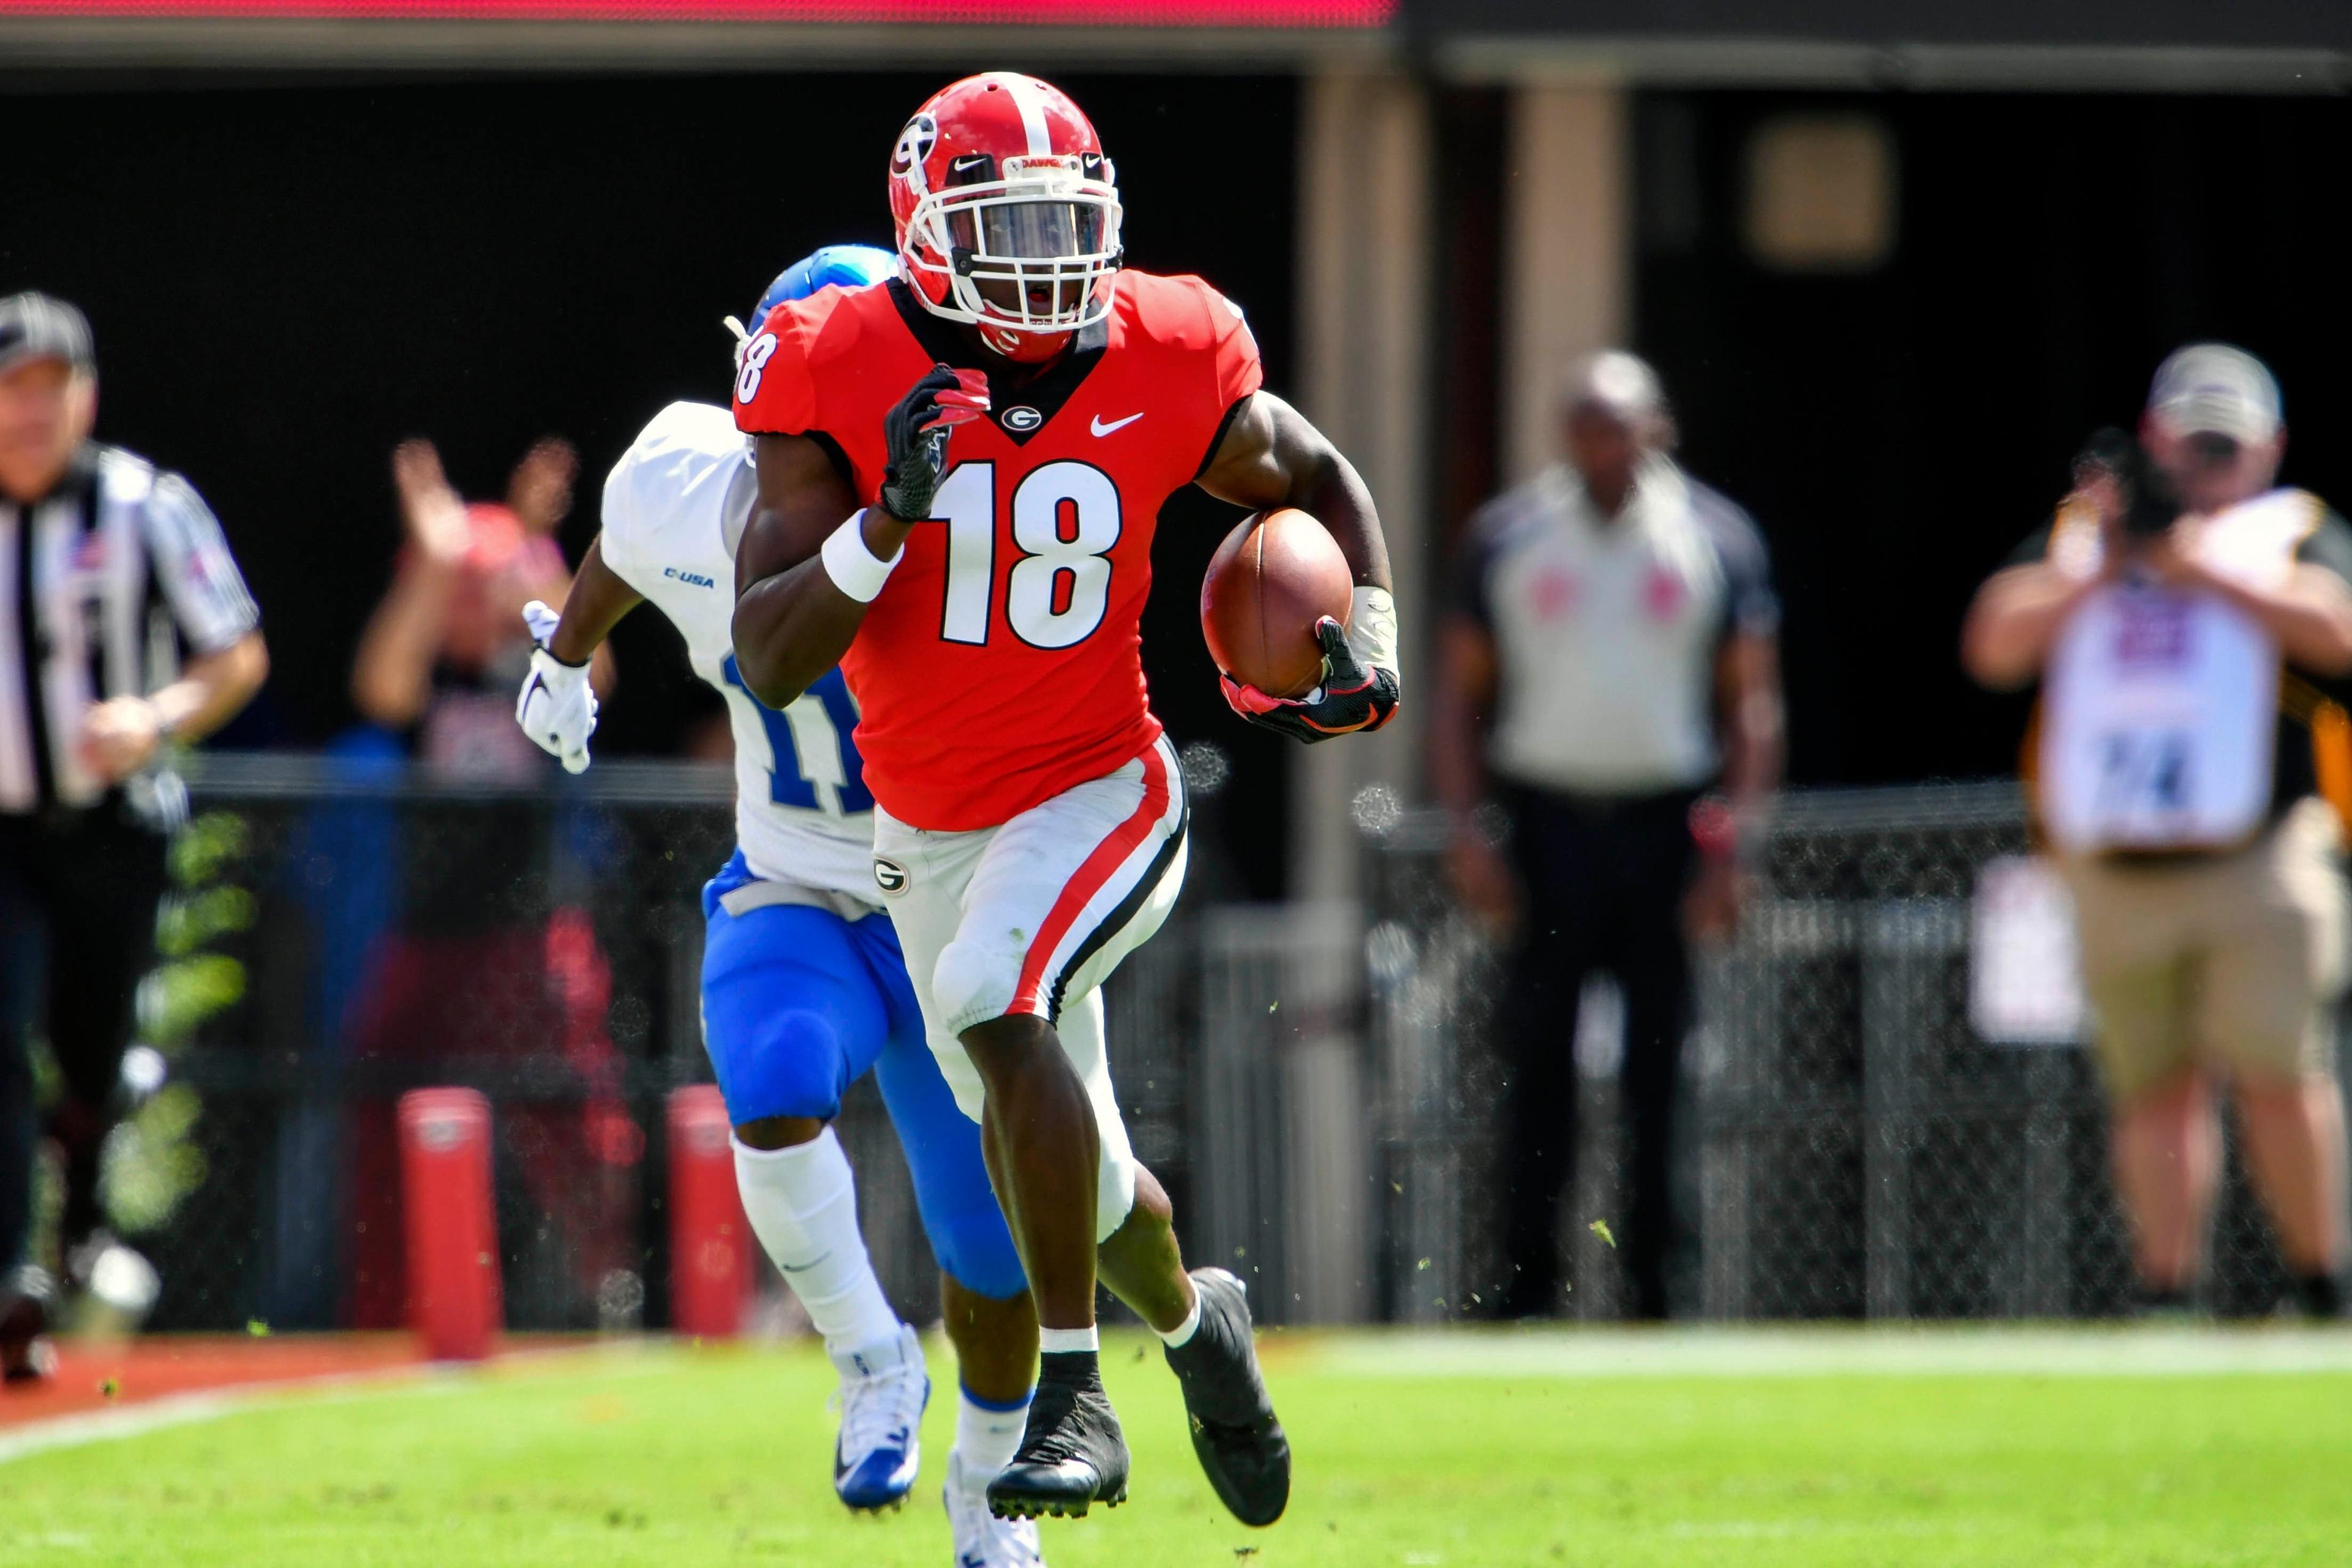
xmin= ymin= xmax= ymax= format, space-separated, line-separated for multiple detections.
xmin=1313 ymin=1326 xmax=2352 ymax=1379
xmin=0 ymin=1376 xmax=434 ymax=1466
xmin=0 ymin=1342 xmax=644 ymax=1466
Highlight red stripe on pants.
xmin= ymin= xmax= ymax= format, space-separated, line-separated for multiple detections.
xmin=1011 ymin=744 xmax=1170 ymax=1016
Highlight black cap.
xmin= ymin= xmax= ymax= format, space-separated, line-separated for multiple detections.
xmin=0 ymin=292 xmax=95 ymax=377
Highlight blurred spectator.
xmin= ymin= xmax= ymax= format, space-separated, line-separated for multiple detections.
xmin=341 ymin=436 xmax=636 ymax=1330
xmin=1964 ymin=345 xmax=2352 ymax=1317
xmin=1433 ymin=351 xmax=1784 ymax=1320
xmin=353 ymin=436 xmax=604 ymax=763
xmin=0 ymin=292 xmax=268 ymax=1377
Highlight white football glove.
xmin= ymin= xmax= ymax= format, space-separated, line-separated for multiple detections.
xmin=516 ymin=599 xmax=596 ymax=774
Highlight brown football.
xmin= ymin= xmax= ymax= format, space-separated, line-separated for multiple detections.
xmin=1200 ymin=507 xmax=1354 ymax=699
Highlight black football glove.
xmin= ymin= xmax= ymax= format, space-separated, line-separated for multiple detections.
xmin=1220 ymin=617 xmax=1400 ymax=744
xmin=879 ymin=362 xmax=990 ymax=521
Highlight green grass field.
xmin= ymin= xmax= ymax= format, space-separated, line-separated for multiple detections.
xmin=7 ymin=1328 xmax=2352 ymax=1567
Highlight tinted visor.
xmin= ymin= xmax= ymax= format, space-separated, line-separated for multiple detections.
xmin=952 ymin=200 xmax=1106 ymax=262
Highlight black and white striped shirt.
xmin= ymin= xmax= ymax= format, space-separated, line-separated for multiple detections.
xmin=0 ymin=443 xmax=259 ymax=814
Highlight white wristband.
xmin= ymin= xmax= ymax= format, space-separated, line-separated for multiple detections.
xmin=820 ymin=510 xmax=903 ymax=604
xmin=1347 ymin=585 xmax=1400 ymax=677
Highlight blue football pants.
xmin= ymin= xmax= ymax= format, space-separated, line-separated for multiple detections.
xmin=699 ymin=865 xmax=1025 ymax=1302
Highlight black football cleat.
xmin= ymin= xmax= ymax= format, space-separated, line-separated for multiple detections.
xmin=0 ymin=1265 xmax=58 ymax=1387
xmin=1165 ymin=1267 xmax=1290 ymax=1526
xmin=986 ymin=1359 xmax=1130 ymax=1520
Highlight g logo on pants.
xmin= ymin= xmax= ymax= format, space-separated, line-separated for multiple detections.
xmin=873 ymin=857 xmax=910 ymax=896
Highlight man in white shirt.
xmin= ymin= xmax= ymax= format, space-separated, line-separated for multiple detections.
xmin=1965 ymin=344 xmax=2352 ymax=1317
xmin=1433 ymin=351 xmax=1784 ymax=1319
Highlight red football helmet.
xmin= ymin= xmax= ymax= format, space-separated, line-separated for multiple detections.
xmin=888 ymin=72 xmax=1124 ymax=364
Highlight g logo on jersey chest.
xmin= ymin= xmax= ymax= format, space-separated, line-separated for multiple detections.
xmin=1001 ymin=405 xmax=1043 ymax=433
xmin=873 ymin=857 xmax=910 ymax=895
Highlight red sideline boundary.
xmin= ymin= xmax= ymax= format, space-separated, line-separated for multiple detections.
xmin=0 ymin=1334 xmax=434 ymax=1431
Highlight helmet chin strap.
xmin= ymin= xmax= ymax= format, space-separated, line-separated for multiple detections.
xmin=980 ymin=320 xmax=1071 ymax=364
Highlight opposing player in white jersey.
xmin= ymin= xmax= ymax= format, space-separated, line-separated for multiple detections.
xmin=515 ymin=246 xmax=1046 ymax=1567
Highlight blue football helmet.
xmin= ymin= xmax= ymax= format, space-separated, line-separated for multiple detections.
xmin=751 ymin=244 xmax=897 ymax=330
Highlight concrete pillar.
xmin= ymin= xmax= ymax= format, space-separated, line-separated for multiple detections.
xmin=1291 ymin=69 xmax=1433 ymax=903
xmin=1502 ymin=85 xmax=1631 ymax=486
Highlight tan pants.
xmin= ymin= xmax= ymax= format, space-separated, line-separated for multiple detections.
xmin=2060 ymin=797 xmax=2350 ymax=1101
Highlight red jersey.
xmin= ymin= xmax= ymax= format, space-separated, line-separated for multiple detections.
xmin=734 ymin=271 xmax=1262 ymax=830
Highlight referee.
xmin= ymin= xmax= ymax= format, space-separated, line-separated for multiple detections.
xmin=0 ymin=293 xmax=267 ymax=1379
xmin=1434 ymin=352 xmax=1784 ymax=1320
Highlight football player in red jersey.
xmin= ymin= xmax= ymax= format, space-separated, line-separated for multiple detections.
xmin=730 ymin=72 xmax=1400 ymax=1528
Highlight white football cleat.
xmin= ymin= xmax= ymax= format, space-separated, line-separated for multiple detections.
xmin=946 ymin=1450 xmax=1046 ymax=1568
xmin=830 ymin=1323 xmax=929 ymax=1510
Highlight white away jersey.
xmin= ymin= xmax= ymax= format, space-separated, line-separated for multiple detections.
xmin=598 ymin=401 xmax=876 ymax=900
xmin=2038 ymin=488 xmax=2319 ymax=853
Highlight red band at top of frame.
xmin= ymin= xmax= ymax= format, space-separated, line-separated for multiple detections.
xmin=0 ymin=0 xmax=1393 ymax=23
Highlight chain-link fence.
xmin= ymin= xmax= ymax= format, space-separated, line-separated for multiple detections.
xmin=1356 ymin=783 xmax=2307 ymax=1324
xmin=134 ymin=754 xmax=899 ymax=1333
xmin=135 ymin=753 xmax=1249 ymax=1336
xmin=97 ymin=760 xmax=2317 ymax=1333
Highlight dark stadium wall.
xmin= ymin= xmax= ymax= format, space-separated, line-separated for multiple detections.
xmin=37 ymin=78 xmax=2345 ymax=821
xmin=1428 ymin=86 xmax=1507 ymax=565
xmin=0 ymin=69 xmax=1298 ymax=891
xmin=1625 ymin=90 xmax=2352 ymax=788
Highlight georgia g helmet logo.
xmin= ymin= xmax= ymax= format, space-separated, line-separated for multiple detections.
xmin=890 ymin=113 xmax=938 ymax=198
xmin=873 ymin=857 xmax=910 ymax=895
